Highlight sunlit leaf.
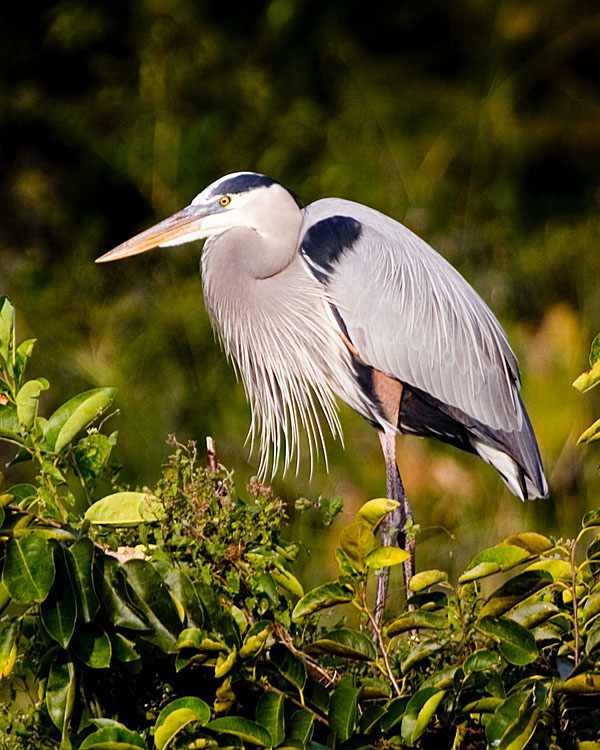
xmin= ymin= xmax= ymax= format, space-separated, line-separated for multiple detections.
xmin=507 ymin=601 xmax=559 ymax=629
xmin=0 ymin=297 xmax=14 ymax=369
xmin=43 ymin=387 xmax=117 ymax=452
xmin=2 ymin=533 xmax=55 ymax=603
xmin=85 ymin=491 xmax=164 ymax=526
xmin=16 ymin=378 xmax=48 ymax=430
xmin=463 ymin=649 xmax=501 ymax=672
xmin=479 ymin=570 xmax=553 ymax=618
xmin=364 ymin=545 xmax=409 ymax=569
xmin=573 ymin=358 xmax=600 ymax=392
xmin=355 ymin=498 xmax=399 ymax=530
xmin=577 ymin=418 xmax=600 ymax=445
xmin=401 ymin=640 xmax=443 ymax=674
xmin=583 ymin=509 xmax=600 ymax=529
xmin=559 ymin=673 xmax=600 ymax=694
xmin=154 ymin=696 xmax=210 ymax=750
xmin=388 ymin=611 xmax=449 ymax=636
xmin=525 ymin=559 xmax=572 ymax=580
xmin=292 ymin=582 xmax=353 ymax=621
xmin=409 ymin=569 xmax=448 ymax=592
xmin=401 ymin=688 xmax=445 ymax=745
xmin=239 ymin=620 xmax=271 ymax=658
xmin=0 ymin=621 xmax=19 ymax=678
xmin=339 ymin=521 xmax=376 ymax=568
xmin=501 ymin=532 xmax=553 ymax=555
xmin=460 ymin=545 xmax=530 ymax=583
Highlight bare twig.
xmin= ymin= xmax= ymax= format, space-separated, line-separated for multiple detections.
xmin=206 ymin=436 xmax=218 ymax=471
xmin=360 ymin=587 xmax=402 ymax=697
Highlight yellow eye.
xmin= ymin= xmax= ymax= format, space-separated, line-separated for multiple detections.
xmin=219 ymin=196 xmax=231 ymax=207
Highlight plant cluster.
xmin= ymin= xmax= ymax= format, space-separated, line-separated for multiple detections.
xmin=0 ymin=298 xmax=599 ymax=750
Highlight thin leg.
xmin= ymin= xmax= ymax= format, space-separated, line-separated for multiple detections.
xmin=374 ymin=430 xmax=415 ymax=626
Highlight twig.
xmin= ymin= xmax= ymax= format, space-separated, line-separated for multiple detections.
xmin=262 ymin=684 xmax=329 ymax=726
xmin=361 ymin=587 xmax=402 ymax=697
xmin=206 ymin=436 xmax=218 ymax=471
xmin=570 ymin=539 xmax=580 ymax=666
xmin=272 ymin=621 xmax=339 ymax=688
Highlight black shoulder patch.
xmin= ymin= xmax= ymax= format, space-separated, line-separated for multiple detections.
xmin=300 ymin=216 xmax=362 ymax=283
xmin=215 ymin=173 xmax=277 ymax=194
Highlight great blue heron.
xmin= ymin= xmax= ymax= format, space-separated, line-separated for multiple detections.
xmin=97 ymin=172 xmax=548 ymax=620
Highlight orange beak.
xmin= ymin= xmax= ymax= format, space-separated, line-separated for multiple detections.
xmin=95 ymin=206 xmax=208 ymax=263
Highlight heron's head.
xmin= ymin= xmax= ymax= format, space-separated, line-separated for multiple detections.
xmin=96 ymin=172 xmax=301 ymax=263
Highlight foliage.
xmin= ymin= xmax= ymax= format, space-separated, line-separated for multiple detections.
xmin=573 ymin=333 xmax=600 ymax=445
xmin=2 ymin=310 xmax=600 ymax=749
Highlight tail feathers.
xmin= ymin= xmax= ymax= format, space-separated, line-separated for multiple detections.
xmin=474 ymin=441 xmax=549 ymax=500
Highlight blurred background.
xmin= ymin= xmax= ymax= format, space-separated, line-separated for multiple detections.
xmin=1 ymin=0 xmax=599 ymax=594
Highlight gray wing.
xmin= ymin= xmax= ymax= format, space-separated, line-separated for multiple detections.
xmin=299 ymin=198 xmax=523 ymax=435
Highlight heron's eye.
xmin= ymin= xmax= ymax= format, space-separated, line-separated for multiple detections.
xmin=219 ymin=196 xmax=231 ymax=207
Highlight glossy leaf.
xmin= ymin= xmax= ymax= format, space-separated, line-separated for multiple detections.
xmin=364 ymin=545 xmax=410 ymax=568
xmin=388 ymin=611 xmax=449 ymax=636
xmin=577 ymin=418 xmax=600 ymax=445
xmin=486 ymin=692 xmax=529 ymax=748
xmin=66 ymin=537 xmax=99 ymax=623
xmin=122 ymin=558 xmax=180 ymax=652
xmin=208 ymin=717 xmax=272 ymax=747
xmin=71 ymin=623 xmax=112 ymax=668
xmin=85 ymin=491 xmax=164 ymax=526
xmin=583 ymin=509 xmax=600 ymax=529
xmin=40 ymin=547 xmax=77 ymax=648
xmin=46 ymin=659 xmax=76 ymax=733
xmin=559 ymin=673 xmax=600 ymax=693
xmin=14 ymin=338 xmax=36 ymax=386
xmin=479 ymin=570 xmax=553 ymax=618
xmin=463 ymin=649 xmax=501 ymax=672
xmin=305 ymin=628 xmax=377 ymax=661
xmin=43 ymin=387 xmax=117 ymax=452
xmin=459 ymin=545 xmax=530 ymax=583
xmin=16 ymin=378 xmax=48 ymax=430
xmin=573 ymin=359 xmax=600 ymax=392
xmin=2 ymin=533 xmax=55 ymax=603
xmin=154 ymin=696 xmax=210 ymax=750
xmin=409 ymin=569 xmax=448 ymax=592
xmin=0 ymin=620 xmax=19 ymax=678
xmin=339 ymin=521 xmax=376 ymax=567
xmin=0 ymin=297 xmax=14 ymax=367
xmin=270 ymin=643 xmax=306 ymax=692
xmin=355 ymin=497 xmax=399 ymax=530
xmin=256 ymin=691 xmax=284 ymax=747
xmin=328 ymin=684 xmax=359 ymax=741
xmin=239 ymin=620 xmax=271 ymax=658
xmin=292 ymin=582 xmax=353 ymax=621
xmin=111 ymin=632 xmax=140 ymax=663
xmin=401 ymin=688 xmax=445 ymax=745
xmin=501 ymin=532 xmax=553 ymax=555
xmin=289 ymin=709 xmax=314 ymax=744
xmin=525 ymin=559 xmax=572 ymax=580
xmin=379 ymin=697 xmax=410 ymax=731
xmin=79 ymin=726 xmax=147 ymax=749
xmin=477 ymin=616 xmax=538 ymax=665
xmin=401 ymin=640 xmax=443 ymax=674
xmin=99 ymin=556 xmax=148 ymax=631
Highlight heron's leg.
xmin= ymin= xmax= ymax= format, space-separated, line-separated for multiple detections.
xmin=374 ymin=430 xmax=415 ymax=626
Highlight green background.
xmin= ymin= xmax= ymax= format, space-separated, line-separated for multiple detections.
xmin=1 ymin=0 xmax=599 ymax=592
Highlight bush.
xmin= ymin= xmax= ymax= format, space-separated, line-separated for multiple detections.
xmin=0 ymin=296 xmax=599 ymax=750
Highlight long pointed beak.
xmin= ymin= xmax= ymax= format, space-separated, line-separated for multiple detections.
xmin=96 ymin=206 xmax=207 ymax=263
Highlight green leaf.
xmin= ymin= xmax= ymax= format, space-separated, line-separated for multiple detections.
xmin=0 ymin=297 xmax=15 ymax=369
xmin=85 ymin=491 xmax=164 ymax=526
xmin=164 ymin=568 xmax=205 ymax=629
xmin=559 ymin=673 xmax=600 ymax=693
xmin=71 ymin=623 xmax=112 ymax=668
xmin=355 ymin=497 xmax=399 ymax=530
xmin=154 ymin=697 xmax=210 ymax=750
xmin=590 ymin=333 xmax=600 ymax=366
xmin=583 ymin=509 xmax=600 ymax=529
xmin=110 ymin=632 xmax=140 ymax=663
xmin=2 ymin=533 xmax=55 ymax=602
xmin=256 ymin=691 xmax=285 ymax=747
xmin=328 ymin=684 xmax=359 ymax=741
xmin=46 ymin=659 xmax=76 ymax=733
xmin=409 ymin=569 xmax=448 ymax=592
xmin=578 ymin=418 xmax=600 ymax=445
xmin=525 ymin=559 xmax=572 ymax=580
xmin=364 ymin=545 xmax=410 ymax=569
xmin=460 ymin=545 xmax=530 ymax=583
xmin=98 ymin=556 xmax=148 ymax=631
xmin=0 ymin=403 xmax=20 ymax=441
xmin=270 ymin=644 xmax=306 ymax=692
xmin=292 ymin=582 xmax=353 ymax=621
xmin=289 ymin=709 xmax=314 ymax=744
xmin=501 ymin=532 xmax=553 ymax=555
xmin=208 ymin=717 xmax=272 ymax=747
xmin=16 ymin=378 xmax=48 ymax=430
xmin=122 ymin=558 xmax=181 ymax=652
xmin=0 ymin=620 xmax=19 ymax=678
xmin=508 ymin=601 xmax=560 ymax=629
xmin=43 ymin=387 xmax=117 ymax=452
xmin=40 ymin=547 xmax=77 ymax=648
xmin=401 ymin=688 xmax=445 ymax=745
xmin=486 ymin=693 xmax=527 ymax=747
xmin=464 ymin=649 xmax=501 ymax=672
xmin=67 ymin=537 xmax=99 ymax=623
xmin=79 ymin=726 xmax=148 ymax=749
xmin=479 ymin=570 xmax=553 ymax=618
xmin=498 ymin=705 xmax=541 ymax=750
xmin=339 ymin=521 xmax=376 ymax=568
xmin=573 ymin=358 xmax=600 ymax=392
xmin=14 ymin=338 xmax=36 ymax=385
xmin=401 ymin=640 xmax=443 ymax=674
xmin=379 ymin=697 xmax=410 ymax=731
xmin=305 ymin=628 xmax=377 ymax=661
xmin=239 ymin=620 xmax=271 ymax=658
xmin=477 ymin=616 xmax=538 ymax=665
xmin=387 ymin=611 xmax=449 ymax=636
xmin=271 ymin=565 xmax=304 ymax=598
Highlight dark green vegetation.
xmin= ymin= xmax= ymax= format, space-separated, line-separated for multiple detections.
xmin=1 ymin=1 xmax=599 ymax=583
xmin=1 ymin=300 xmax=600 ymax=749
